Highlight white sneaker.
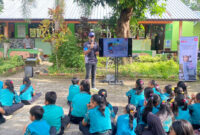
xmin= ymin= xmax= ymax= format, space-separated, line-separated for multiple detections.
xmin=91 ymin=88 xmax=99 ymax=93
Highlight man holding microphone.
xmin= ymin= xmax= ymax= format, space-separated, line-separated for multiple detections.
xmin=83 ymin=32 xmax=99 ymax=91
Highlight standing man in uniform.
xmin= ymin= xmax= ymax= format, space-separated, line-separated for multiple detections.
xmin=83 ymin=32 xmax=99 ymax=90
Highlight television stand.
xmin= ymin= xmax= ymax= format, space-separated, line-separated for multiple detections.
xmin=108 ymin=57 xmax=123 ymax=85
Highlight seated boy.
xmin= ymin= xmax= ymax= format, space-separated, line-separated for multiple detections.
xmin=67 ymin=77 xmax=80 ymax=105
xmin=43 ymin=91 xmax=70 ymax=135
xmin=24 ymin=105 xmax=50 ymax=135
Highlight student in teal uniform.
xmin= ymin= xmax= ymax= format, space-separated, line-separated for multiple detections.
xmin=70 ymin=80 xmax=91 ymax=124
xmin=188 ymin=92 xmax=200 ymax=130
xmin=0 ymin=80 xmax=15 ymax=124
xmin=67 ymin=77 xmax=80 ymax=105
xmin=160 ymin=85 xmax=174 ymax=103
xmin=116 ymin=104 xmax=137 ymax=135
xmin=24 ymin=105 xmax=50 ymax=135
xmin=0 ymin=81 xmax=3 ymax=90
xmin=98 ymin=89 xmax=117 ymax=118
xmin=43 ymin=91 xmax=69 ymax=134
xmin=157 ymin=102 xmax=173 ymax=133
xmin=148 ymin=80 xmax=161 ymax=96
xmin=172 ymin=94 xmax=191 ymax=122
xmin=19 ymin=77 xmax=35 ymax=104
xmin=79 ymin=94 xmax=112 ymax=135
xmin=126 ymin=79 xmax=145 ymax=107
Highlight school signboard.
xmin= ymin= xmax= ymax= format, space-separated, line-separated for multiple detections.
xmin=179 ymin=36 xmax=199 ymax=81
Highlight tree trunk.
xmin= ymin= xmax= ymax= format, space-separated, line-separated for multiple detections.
xmin=116 ymin=8 xmax=133 ymax=64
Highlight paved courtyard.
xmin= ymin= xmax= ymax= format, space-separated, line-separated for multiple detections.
xmin=0 ymin=71 xmax=199 ymax=135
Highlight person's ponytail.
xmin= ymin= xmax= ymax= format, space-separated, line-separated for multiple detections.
xmin=5 ymin=80 xmax=15 ymax=94
xmin=92 ymin=94 xmax=106 ymax=116
xmin=126 ymin=104 xmax=136 ymax=130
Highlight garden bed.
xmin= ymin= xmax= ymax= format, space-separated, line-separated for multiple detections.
xmin=0 ymin=56 xmax=25 ymax=75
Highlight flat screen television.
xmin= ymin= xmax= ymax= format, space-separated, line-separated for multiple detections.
xmin=99 ymin=38 xmax=132 ymax=57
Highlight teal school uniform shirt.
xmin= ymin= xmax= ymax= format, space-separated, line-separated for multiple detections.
xmin=0 ymin=88 xmax=14 ymax=106
xmin=71 ymin=92 xmax=91 ymax=117
xmin=175 ymin=107 xmax=191 ymax=122
xmin=116 ymin=114 xmax=137 ymax=135
xmin=189 ymin=103 xmax=200 ymax=125
xmin=84 ymin=106 xmax=111 ymax=133
xmin=126 ymin=89 xmax=145 ymax=107
xmin=67 ymin=84 xmax=80 ymax=102
xmin=43 ymin=104 xmax=64 ymax=132
xmin=153 ymin=88 xmax=161 ymax=96
xmin=107 ymin=103 xmax=115 ymax=118
xmin=0 ymin=81 xmax=3 ymax=90
xmin=19 ymin=84 xmax=34 ymax=101
xmin=162 ymin=116 xmax=172 ymax=132
xmin=24 ymin=120 xmax=50 ymax=135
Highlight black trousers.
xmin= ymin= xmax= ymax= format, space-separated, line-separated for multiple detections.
xmin=79 ymin=122 xmax=112 ymax=135
xmin=192 ymin=124 xmax=200 ymax=130
xmin=85 ymin=63 xmax=97 ymax=88
xmin=70 ymin=115 xmax=84 ymax=124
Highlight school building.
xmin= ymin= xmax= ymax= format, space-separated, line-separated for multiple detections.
xmin=0 ymin=0 xmax=199 ymax=58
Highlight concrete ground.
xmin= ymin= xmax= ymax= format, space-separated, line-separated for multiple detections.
xmin=0 ymin=71 xmax=199 ymax=135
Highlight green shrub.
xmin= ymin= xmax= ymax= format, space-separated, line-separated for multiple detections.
xmin=135 ymin=55 xmax=168 ymax=62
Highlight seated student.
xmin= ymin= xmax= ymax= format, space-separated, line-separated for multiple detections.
xmin=160 ymin=85 xmax=174 ymax=103
xmin=126 ymin=79 xmax=145 ymax=107
xmin=137 ymin=92 xmax=160 ymax=135
xmin=43 ymin=91 xmax=69 ymax=135
xmin=116 ymin=104 xmax=137 ymax=135
xmin=24 ymin=105 xmax=50 ymax=135
xmin=79 ymin=94 xmax=112 ymax=135
xmin=157 ymin=102 xmax=173 ymax=133
xmin=188 ymin=92 xmax=200 ymax=130
xmin=67 ymin=77 xmax=80 ymax=105
xmin=172 ymin=93 xmax=191 ymax=122
xmin=142 ymin=112 xmax=166 ymax=135
xmin=0 ymin=80 xmax=16 ymax=124
xmin=19 ymin=77 xmax=35 ymax=104
xmin=148 ymin=80 xmax=161 ymax=96
xmin=175 ymin=81 xmax=190 ymax=99
xmin=169 ymin=120 xmax=195 ymax=135
xmin=70 ymin=80 xmax=91 ymax=124
xmin=98 ymin=89 xmax=118 ymax=118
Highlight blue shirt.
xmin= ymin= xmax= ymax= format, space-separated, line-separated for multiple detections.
xmin=116 ymin=114 xmax=137 ymax=135
xmin=175 ymin=107 xmax=191 ymax=122
xmin=162 ymin=117 xmax=172 ymax=132
xmin=67 ymin=85 xmax=80 ymax=102
xmin=19 ymin=84 xmax=34 ymax=101
xmin=43 ymin=105 xmax=64 ymax=132
xmin=71 ymin=92 xmax=91 ymax=117
xmin=126 ymin=89 xmax=145 ymax=107
xmin=84 ymin=106 xmax=111 ymax=133
xmin=0 ymin=81 xmax=3 ymax=90
xmin=24 ymin=120 xmax=50 ymax=135
xmin=0 ymin=88 xmax=14 ymax=106
xmin=189 ymin=103 xmax=200 ymax=125
xmin=107 ymin=103 xmax=115 ymax=118
xmin=83 ymin=41 xmax=98 ymax=64
xmin=160 ymin=94 xmax=169 ymax=103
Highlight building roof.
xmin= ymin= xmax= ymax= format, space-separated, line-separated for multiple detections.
xmin=195 ymin=11 xmax=200 ymax=18
xmin=0 ymin=0 xmax=199 ymax=21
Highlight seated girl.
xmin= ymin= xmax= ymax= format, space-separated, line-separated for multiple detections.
xmin=160 ymin=85 xmax=174 ymax=103
xmin=148 ymin=80 xmax=161 ymax=96
xmin=0 ymin=80 xmax=20 ymax=124
xmin=157 ymin=102 xmax=173 ymax=133
xmin=126 ymin=79 xmax=145 ymax=107
xmin=116 ymin=104 xmax=137 ymax=135
xmin=70 ymin=80 xmax=91 ymax=124
xmin=172 ymin=93 xmax=191 ymax=122
xmin=98 ymin=89 xmax=118 ymax=118
xmin=175 ymin=81 xmax=190 ymax=100
xmin=19 ymin=77 xmax=36 ymax=105
xmin=79 ymin=94 xmax=112 ymax=135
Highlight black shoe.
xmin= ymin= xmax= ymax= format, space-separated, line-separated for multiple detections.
xmin=0 ymin=116 xmax=6 ymax=124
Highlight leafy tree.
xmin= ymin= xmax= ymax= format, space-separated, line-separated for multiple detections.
xmin=74 ymin=0 xmax=166 ymax=38
xmin=181 ymin=0 xmax=200 ymax=11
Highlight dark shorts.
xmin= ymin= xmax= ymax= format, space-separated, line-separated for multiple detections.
xmin=22 ymin=92 xmax=42 ymax=105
